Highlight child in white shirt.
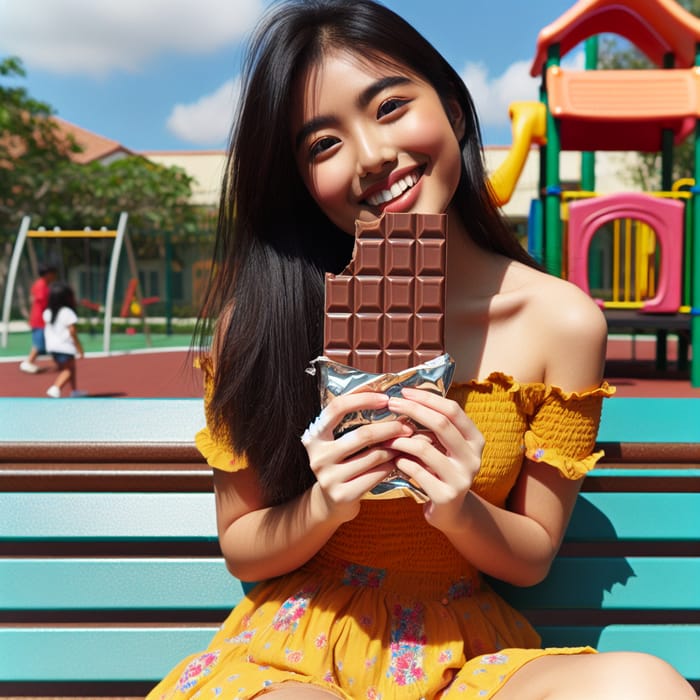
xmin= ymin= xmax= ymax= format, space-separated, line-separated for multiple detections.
xmin=43 ymin=282 xmax=86 ymax=398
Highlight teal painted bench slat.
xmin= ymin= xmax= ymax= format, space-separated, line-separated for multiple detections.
xmin=2 ymin=491 xmax=697 ymax=542
xmin=0 ymin=492 xmax=217 ymax=540
xmin=538 ymin=626 xmax=700 ymax=680
xmin=0 ymin=396 xmax=698 ymax=697
xmin=1 ymin=556 xmax=698 ymax=612
xmin=0 ymin=628 xmax=219 ymax=683
xmin=0 ymin=559 xmax=242 ymax=610
xmin=568 ymin=492 xmax=700 ymax=540
xmin=1 ymin=625 xmax=697 ymax=684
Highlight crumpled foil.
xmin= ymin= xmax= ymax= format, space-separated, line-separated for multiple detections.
xmin=306 ymin=353 xmax=455 ymax=502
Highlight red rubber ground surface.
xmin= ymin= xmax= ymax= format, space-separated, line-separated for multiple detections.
xmin=1 ymin=350 xmax=203 ymax=399
xmin=1 ymin=335 xmax=699 ymax=398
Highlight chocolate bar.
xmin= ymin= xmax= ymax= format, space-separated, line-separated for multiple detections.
xmin=323 ymin=212 xmax=447 ymax=373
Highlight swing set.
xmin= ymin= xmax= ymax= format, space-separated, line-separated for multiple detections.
xmin=1 ymin=212 xmax=155 ymax=354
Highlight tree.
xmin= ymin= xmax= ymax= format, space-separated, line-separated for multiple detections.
xmin=0 ymin=56 xmax=210 ymax=238
xmin=0 ymin=56 xmax=80 ymax=230
xmin=1 ymin=56 xmax=216 ymax=318
xmin=596 ymin=0 xmax=700 ymax=189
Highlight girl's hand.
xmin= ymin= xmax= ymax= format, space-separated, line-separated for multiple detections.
xmin=302 ymin=392 xmax=414 ymax=523
xmin=385 ymin=387 xmax=484 ymax=532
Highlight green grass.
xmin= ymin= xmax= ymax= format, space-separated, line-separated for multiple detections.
xmin=0 ymin=329 xmax=193 ymax=358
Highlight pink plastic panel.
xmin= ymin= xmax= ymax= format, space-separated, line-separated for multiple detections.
xmin=567 ymin=192 xmax=684 ymax=313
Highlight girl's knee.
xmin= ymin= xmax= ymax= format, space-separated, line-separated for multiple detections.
xmin=601 ymin=652 xmax=695 ymax=698
xmin=498 ymin=651 xmax=695 ymax=700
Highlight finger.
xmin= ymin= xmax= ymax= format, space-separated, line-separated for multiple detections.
xmin=386 ymin=433 xmax=476 ymax=495
xmin=303 ymin=392 xmax=391 ymax=445
xmin=387 ymin=395 xmax=467 ymax=453
xmin=315 ymin=445 xmax=398 ymax=487
xmin=387 ymin=434 xmax=449 ymax=475
xmin=311 ymin=422 xmax=413 ymax=476
xmin=324 ymin=391 xmax=390 ymax=427
xmin=308 ymin=421 xmax=411 ymax=477
xmin=393 ymin=451 xmax=471 ymax=504
xmin=322 ymin=464 xmax=398 ymax=506
xmin=390 ymin=454 xmax=446 ymax=500
xmin=335 ymin=420 xmax=413 ymax=454
xmin=400 ymin=388 xmax=475 ymax=436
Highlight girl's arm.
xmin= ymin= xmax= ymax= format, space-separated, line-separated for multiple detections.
xmin=214 ymin=391 xmax=414 ymax=582
xmin=386 ymin=289 xmax=608 ymax=587
xmin=68 ymin=324 xmax=84 ymax=358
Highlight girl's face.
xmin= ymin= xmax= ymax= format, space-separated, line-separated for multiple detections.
xmin=292 ymin=50 xmax=465 ymax=235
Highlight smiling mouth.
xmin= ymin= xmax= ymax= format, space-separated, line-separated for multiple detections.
xmin=364 ymin=167 xmax=423 ymax=207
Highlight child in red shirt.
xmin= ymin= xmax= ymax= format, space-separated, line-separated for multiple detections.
xmin=19 ymin=263 xmax=57 ymax=374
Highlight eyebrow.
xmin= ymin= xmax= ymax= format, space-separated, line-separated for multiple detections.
xmin=294 ymin=75 xmax=413 ymax=151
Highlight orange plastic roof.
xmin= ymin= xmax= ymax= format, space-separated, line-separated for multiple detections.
xmin=548 ymin=66 xmax=700 ymax=120
xmin=531 ymin=0 xmax=700 ymax=76
xmin=547 ymin=66 xmax=699 ymax=150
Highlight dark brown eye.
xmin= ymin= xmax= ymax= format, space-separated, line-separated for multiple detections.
xmin=309 ymin=136 xmax=339 ymax=159
xmin=377 ymin=98 xmax=409 ymax=118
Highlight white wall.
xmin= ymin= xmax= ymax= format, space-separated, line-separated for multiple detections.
xmin=146 ymin=147 xmax=644 ymax=218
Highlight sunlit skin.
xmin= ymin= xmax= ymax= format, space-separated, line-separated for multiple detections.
xmin=293 ymin=50 xmax=465 ymax=235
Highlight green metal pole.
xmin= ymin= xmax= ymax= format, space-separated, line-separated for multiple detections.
xmin=165 ymin=232 xmax=173 ymax=336
xmin=581 ymin=36 xmax=598 ymax=192
xmin=530 ymin=74 xmax=547 ymax=265
xmin=544 ymin=44 xmax=562 ymax=277
xmin=581 ymin=36 xmax=601 ymax=290
xmin=661 ymin=52 xmax=675 ymax=192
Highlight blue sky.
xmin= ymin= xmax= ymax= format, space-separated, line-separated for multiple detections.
xmin=0 ymin=0 xmax=582 ymax=152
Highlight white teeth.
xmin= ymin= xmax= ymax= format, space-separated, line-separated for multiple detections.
xmin=366 ymin=171 xmax=419 ymax=207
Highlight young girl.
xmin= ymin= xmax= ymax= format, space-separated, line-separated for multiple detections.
xmin=148 ymin=2 xmax=696 ymax=698
xmin=43 ymin=281 xmax=86 ymax=398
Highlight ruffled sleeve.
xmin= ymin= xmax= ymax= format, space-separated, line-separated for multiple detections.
xmin=194 ymin=355 xmax=249 ymax=473
xmin=523 ymin=381 xmax=615 ymax=479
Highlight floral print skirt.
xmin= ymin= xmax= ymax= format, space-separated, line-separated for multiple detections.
xmin=146 ymin=552 xmax=593 ymax=699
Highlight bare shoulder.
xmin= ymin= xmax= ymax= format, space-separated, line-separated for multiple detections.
xmin=533 ymin=270 xmax=607 ymax=333
xmin=509 ymin=264 xmax=608 ymax=389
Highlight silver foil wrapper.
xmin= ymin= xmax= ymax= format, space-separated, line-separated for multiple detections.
xmin=306 ymin=353 xmax=455 ymax=502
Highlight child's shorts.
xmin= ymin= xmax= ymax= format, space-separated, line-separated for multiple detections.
xmin=31 ymin=328 xmax=46 ymax=354
xmin=52 ymin=352 xmax=75 ymax=365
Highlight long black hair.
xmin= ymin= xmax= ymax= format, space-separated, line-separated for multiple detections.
xmin=46 ymin=281 xmax=77 ymax=324
xmin=196 ymin=0 xmax=538 ymax=505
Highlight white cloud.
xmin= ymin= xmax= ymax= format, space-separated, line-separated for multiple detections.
xmin=461 ymin=60 xmax=539 ymax=127
xmin=462 ymin=50 xmax=585 ymax=128
xmin=0 ymin=0 xmax=263 ymax=77
xmin=166 ymin=77 xmax=240 ymax=146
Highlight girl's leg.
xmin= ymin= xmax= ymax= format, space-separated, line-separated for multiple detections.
xmin=494 ymin=651 xmax=697 ymax=700
xmin=67 ymin=358 xmax=77 ymax=392
xmin=53 ymin=362 xmax=71 ymax=390
xmin=47 ymin=358 xmax=76 ymax=397
xmin=54 ymin=358 xmax=75 ymax=390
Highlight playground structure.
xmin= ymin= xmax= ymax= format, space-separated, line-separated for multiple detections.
xmin=1 ymin=212 xmax=155 ymax=353
xmin=488 ymin=0 xmax=700 ymax=387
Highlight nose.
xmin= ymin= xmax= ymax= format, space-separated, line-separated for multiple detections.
xmin=355 ymin=125 xmax=397 ymax=177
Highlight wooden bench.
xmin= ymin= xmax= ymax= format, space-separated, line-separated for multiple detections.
xmin=0 ymin=397 xmax=698 ymax=697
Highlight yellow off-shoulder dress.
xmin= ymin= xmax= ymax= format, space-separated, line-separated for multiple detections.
xmin=147 ymin=371 xmax=614 ymax=700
